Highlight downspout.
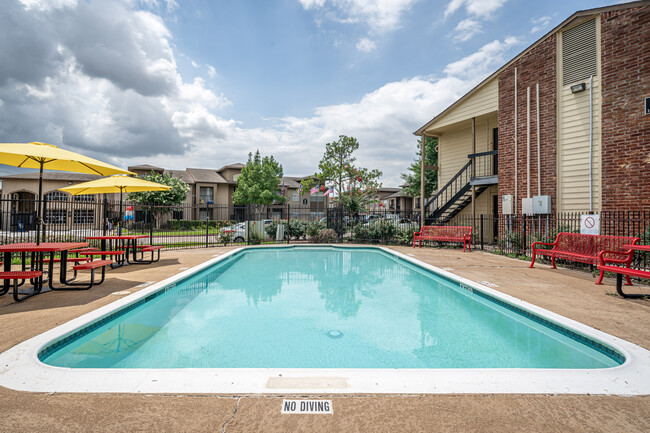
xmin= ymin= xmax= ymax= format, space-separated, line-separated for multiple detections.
xmin=589 ymin=75 xmax=594 ymax=212
xmin=420 ymin=134 xmax=425 ymax=225
xmin=527 ymin=86 xmax=531 ymax=199
xmin=537 ymin=83 xmax=541 ymax=196
xmin=514 ymin=68 xmax=518 ymax=212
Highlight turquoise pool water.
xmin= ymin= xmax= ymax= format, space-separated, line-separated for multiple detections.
xmin=41 ymin=247 xmax=621 ymax=369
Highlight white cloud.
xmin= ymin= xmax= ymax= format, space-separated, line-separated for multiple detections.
xmin=356 ymin=38 xmax=377 ymax=52
xmin=445 ymin=0 xmax=508 ymax=42
xmin=444 ymin=37 xmax=520 ymax=79
xmin=453 ymin=19 xmax=482 ymax=42
xmin=207 ymin=65 xmax=217 ymax=78
xmin=299 ymin=0 xmax=418 ymax=34
xmin=531 ymin=16 xmax=552 ymax=34
xmin=445 ymin=0 xmax=508 ymax=20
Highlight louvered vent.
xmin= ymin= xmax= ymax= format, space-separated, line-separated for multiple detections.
xmin=562 ymin=18 xmax=597 ymax=86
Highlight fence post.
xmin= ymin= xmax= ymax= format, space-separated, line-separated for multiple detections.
xmin=246 ymin=204 xmax=250 ymax=246
xmin=522 ymin=216 xmax=527 ymax=257
xmin=480 ymin=214 xmax=483 ymax=250
xmin=149 ymin=202 xmax=154 ymax=245
xmin=287 ymin=203 xmax=290 ymax=245
xmin=205 ymin=205 xmax=209 ymax=248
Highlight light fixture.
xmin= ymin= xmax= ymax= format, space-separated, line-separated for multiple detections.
xmin=571 ymin=82 xmax=586 ymax=93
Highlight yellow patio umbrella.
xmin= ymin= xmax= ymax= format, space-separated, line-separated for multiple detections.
xmin=0 ymin=142 xmax=134 ymax=243
xmin=59 ymin=175 xmax=171 ymax=234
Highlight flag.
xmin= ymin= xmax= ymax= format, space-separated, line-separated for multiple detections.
xmin=297 ymin=184 xmax=302 ymax=195
xmin=310 ymin=185 xmax=319 ymax=194
xmin=324 ymin=187 xmax=334 ymax=197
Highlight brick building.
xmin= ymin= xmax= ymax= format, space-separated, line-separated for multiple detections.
xmin=415 ymin=1 xmax=650 ymax=223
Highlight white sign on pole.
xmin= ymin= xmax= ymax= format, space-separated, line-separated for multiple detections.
xmin=580 ymin=214 xmax=600 ymax=235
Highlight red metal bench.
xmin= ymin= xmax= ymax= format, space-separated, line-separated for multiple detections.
xmin=0 ymin=271 xmax=43 ymax=302
xmin=137 ymin=245 xmax=164 ymax=263
xmin=413 ymin=226 xmax=472 ymax=252
xmin=530 ymin=232 xmax=639 ymax=285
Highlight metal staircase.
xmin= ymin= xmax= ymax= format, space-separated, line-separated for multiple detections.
xmin=424 ymin=150 xmax=497 ymax=224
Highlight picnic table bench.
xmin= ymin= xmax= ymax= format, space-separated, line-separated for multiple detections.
xmin=413 ymin=226 xmax=472 ymax=252
xmin=597 ymin=244 xmax=650 ymax=298
xmin=530 ymin=232 xmax=639 ymax=285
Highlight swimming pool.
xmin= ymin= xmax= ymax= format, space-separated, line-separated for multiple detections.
xmin=1 ymin=245 xmax=649 ymax=394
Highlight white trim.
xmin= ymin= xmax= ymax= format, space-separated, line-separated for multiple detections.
xmin=0 ymin=245 xmax=648 ymax=395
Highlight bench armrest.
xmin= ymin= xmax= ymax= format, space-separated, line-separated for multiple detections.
xmin=598 ymin=249 xmax=634 ymax=266
xmin=531 ymin=241 xmax=556 ymax=251
xmin=413 ymin=231 xmax=421 ymax=237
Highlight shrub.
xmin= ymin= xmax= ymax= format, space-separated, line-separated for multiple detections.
xmin=352 ymin=220 xmax=397 ymax=243
xmin=218 ymin=231 xmax=233 ymax=246
xmin=306 ymin=221 xmax=325 ymax=238
xmin=312 ymin=228 xmax=338 ymax=243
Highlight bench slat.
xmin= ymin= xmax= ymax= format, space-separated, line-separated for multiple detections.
xmin=73 ymin=260 xmax=113 ymax=271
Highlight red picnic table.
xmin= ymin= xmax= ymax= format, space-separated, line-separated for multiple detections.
xmin=0 ymin=242 xmax=90 ymax=301
xmin=85 ymin=235 xmax=159 ymax=265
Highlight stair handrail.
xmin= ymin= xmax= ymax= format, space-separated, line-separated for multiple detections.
xmin=424 ymin=159 xmax=472 ymax=213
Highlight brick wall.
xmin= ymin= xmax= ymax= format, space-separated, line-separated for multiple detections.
xmin=600 ymin=7 xmax=650 ymax=211
xmin=498 ymin=35 xmax=557 ymax=214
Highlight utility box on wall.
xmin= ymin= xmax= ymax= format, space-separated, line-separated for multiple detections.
xmin=522 ymin=198 xmax=534 ymax=215
xmin=533 ymin=195 xmax=551 ymax=214
xmin=502 ymin=195 xmax=513 ymax=215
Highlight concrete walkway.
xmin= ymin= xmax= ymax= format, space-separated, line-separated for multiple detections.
xmin=0 ymin=246 xmax=648 ymax=432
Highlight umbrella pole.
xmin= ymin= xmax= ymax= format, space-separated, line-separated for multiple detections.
xmin=36 ymin=163 xmax=43 ymax=245
xmin=118 ymin=188 xmax=123 ymax=236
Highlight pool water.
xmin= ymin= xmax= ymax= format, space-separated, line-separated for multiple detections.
xmin=41 ymin=247 xmax=621 ymax=369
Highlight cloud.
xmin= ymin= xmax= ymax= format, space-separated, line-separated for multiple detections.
xmin=531 ymin=16 xmax=551 ymax=34
xmin=298 ymin=0 xmax=418 ymax=34
xmin=444 ymin=37 xmax=520 ymax=79
xmin=453 ymin=19 xmax=482 ymax=42
xmin=444 ymin=0 xmax=508 ymax=20
xmin=445 ymin=0 xmax=508 ymax=42
xmin=0 ymin=0 xmax=229 ymax=164
xmin=356 ymin=38 xmax=377 ymax=52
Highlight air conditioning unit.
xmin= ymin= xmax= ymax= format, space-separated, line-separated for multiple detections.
xmin=502 ymin=195 xmax=513 ymax=215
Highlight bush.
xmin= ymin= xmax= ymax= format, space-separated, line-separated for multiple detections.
xmin=312 ymin=228 xmax=338 ymax=243
xmin=287 ymin=219 xmax=307 ymax=240
xmin=218 ymin=231 xmax=233 ymax=246
xmin=352 ymin=220 xmax=397 ymax=243
xmin=306 ymin=221 xmax=325 ymax=238
xmin=394 ymin=227 xmax=415 ymax=245
xmin=165 ymin=219 xmax=234 ymax=231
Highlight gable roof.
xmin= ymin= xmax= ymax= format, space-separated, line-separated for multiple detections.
xmin=414 ymin=0 xmax=650 ymax=135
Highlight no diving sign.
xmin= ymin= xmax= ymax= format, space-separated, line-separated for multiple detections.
xmin=580 ymin=214 xmax=600 ymax=235
xmin=282 ymin=399 xmax=333 ymax=414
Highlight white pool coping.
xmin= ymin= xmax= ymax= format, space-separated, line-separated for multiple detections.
xmin=1 ymin=245 xmax=649 ymax=395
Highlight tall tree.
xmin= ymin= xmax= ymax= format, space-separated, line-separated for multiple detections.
xmin=127 ymin=171 xmax=190 ymax=226
xmin=301 ymin=135 xmax=382 ymax=214
xmin=401 ymin=136 xmax=438 ymax=198
xmin=233 ymin=150 xmax=284 ymax=205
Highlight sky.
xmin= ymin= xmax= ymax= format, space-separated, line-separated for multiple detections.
xmin=0 ymin=0 xmax=621 ymax=187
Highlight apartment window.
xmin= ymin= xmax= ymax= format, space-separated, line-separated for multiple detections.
xmin=73 ymin=194 xmax=95 ymax=202
xmin=292 ymin=191 xmax=300 ymax=202
xmin=199 ymin=187 xmax=213 ymax=204
xmin=562 ymin=18 xmax=597 ymax=85
xmin=44 ymin=191 xmax=68 ymax=202
xmin=73 ymin=209 xmax=94 ymax=224
xmin=45 ymin=209 xmax=67 ymax=224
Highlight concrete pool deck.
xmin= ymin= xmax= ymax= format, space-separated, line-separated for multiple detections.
xmin=0 ymin=245 xmax=648 ymax=431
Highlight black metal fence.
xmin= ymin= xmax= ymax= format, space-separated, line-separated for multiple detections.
xmin=1 ymin=195 xmax=647 ymax=271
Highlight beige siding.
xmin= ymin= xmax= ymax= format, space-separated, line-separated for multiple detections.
xmin=426 ymin=78 xmax=498 ymax=131
xmin=556 ymin=19 xmax=602 ymax=212
xmin=437 ymin=114 xmax=496 ymax=188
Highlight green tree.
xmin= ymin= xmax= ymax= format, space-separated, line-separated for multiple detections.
xmin=400 ymin=136 xmax=438 ymax=198
xmin=233 ymin=150 xmax=284 ymax=206
xmin=127 ymin=171 xmax=190 ymax=227
xmin=301 ymin=135 xmax=382 ymax=214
